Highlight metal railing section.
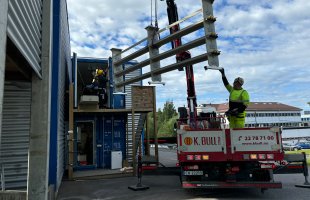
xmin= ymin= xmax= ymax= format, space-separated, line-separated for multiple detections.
xmin=111 ymin=0 xmax=220 ymax=92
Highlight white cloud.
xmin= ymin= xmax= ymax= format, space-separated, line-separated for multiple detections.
xmin=67 ymin=0 xmax=310 ymax=111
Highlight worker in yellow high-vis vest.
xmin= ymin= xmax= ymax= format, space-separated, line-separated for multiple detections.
xmin=220 ymin=68 xmax=250 ymax=129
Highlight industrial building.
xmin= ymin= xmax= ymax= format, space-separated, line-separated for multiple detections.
xmin=214 ymin=102 xmax=303 ymax=128
xmin=0 ymin=0 xmax=71 ymax=199
xmin=301 ymin=111 xmax=310 ymax=127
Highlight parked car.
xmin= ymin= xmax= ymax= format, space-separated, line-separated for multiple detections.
xmin=295 ymin=141 xmax=310 ymax=149
xmin=282 ymin=141 xmax=301 ymax=151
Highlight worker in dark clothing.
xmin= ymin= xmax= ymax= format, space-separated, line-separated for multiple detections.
xmin=86 ymin=68 xmax=107 ymax=90
xmin=219 ymin=68 xmax=250 ymax=128
xmin=86 ymin=68 xmax=108 ymax=108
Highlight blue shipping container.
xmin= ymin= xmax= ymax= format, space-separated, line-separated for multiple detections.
xmin=113 ymin=94 xmax=125 ymax=109
xmin=103 ymin=117 xmax=113 ymax=168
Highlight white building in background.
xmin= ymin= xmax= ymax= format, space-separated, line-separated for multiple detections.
xmin=301 ymin=111 xmax=310 ymax=127
xmin=213 ymin=102 xmax=302 ymax=128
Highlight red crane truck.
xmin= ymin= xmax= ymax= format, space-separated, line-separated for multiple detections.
xmin=134 ymin=0 xmax=308 ymax=192
xmin=163 ymin=0 xmax=285 ymax=190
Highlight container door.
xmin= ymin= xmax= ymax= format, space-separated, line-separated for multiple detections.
xmin=113 ymin=116 xmax=126 ymax=160
xmin=75 ymin=121 xmax=96 ymax=168
xmin=96 ymin=117 xmax=104 ymax=168
xmin=103 ymin=117 xmax=113 ymax=168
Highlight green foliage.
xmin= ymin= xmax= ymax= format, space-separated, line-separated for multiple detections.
xmin=162 ymin=101 xmax=177 ymax=121
xmin=158 ymin=115 xmax=178 ymax=137
xmin=145 ymin=100 xmax=178 ymax=138
xmin=147 ymin=112 xmax=155 ymax=138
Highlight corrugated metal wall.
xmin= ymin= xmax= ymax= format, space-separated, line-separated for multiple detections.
xmin=124 ymin=63 xmax=142 ymax=108
xmin=7 ymin=0 xmax=43 ymax=77
xmin=57 ymin=0 xmax=71 ymax=190
xmin=124 ymin=64 xmax=142 ymax=163
xmin=0 ymin=82 xmax=31 ymax=190
xmin=49 ymin=0 xmax=71 ymax=192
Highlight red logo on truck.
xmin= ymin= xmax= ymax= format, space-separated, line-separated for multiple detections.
xmin=184 ymin=137 xmax=193 ymax=145
xmin=183 ymin=136 xmax=221 ymax=146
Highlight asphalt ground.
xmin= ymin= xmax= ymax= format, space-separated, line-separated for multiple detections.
xmin=57 ymin=148 xmax=310 ymax=200
xmin=57 ymin=173 xmax=310 ymax=200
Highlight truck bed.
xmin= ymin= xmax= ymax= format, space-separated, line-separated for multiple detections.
xmin=177 ymin=127 xmax=284 ymax=162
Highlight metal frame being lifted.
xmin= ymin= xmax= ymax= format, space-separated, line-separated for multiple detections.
xmin=111 ymin=0 xmax=220 ymax=93
xmin=110 ymin=0 xmax=220 ymax=175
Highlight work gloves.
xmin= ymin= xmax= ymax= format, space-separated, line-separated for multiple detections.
xmin=219 ymin=68 xmax=225 ymax=75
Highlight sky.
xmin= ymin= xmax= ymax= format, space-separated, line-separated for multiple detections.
xmin=67 ymin=0 xmax=310 ymax=112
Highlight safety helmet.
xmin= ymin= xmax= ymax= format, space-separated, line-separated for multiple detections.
xmin=234 ymin=77 xmax=244 ymax=86
xmin=96 ymin=68 xmax=104 ymax=75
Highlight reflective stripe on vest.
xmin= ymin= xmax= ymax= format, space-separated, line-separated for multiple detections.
xmin=229 ymin=89 xmax=246 ymax=103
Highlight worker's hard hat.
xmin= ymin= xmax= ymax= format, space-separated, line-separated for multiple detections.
xmin=234 ymin=77 xmax=244 ymax=86
xmin=96 ymin=69 xmax=104 ymax=75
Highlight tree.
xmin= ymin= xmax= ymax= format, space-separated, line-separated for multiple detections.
xmin=162 ymin=101 xmax=177 ymax=121
xmin=146 ymin=112 xmax=155 ymax=138
xmin=157 ymin=108 xmax=163 ymax=125
xmin=158 ymin=115 xmax=178 ymax=137
xmin=145 ymin=100 xmax=178 ymax=138
xmin=158 ymin=100 xmax=178 ymax=137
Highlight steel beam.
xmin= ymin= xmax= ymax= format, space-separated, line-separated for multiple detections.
xmin=154 ymin=20 xmax=204 ymax=48
xmin=115 ymin=37 xmax=206 ymax=77
xmin=152 ymin=36 xmax=206 ymax=63
xmin=116 ymin=53 xmax=208 ymax=87
xmin=115 ymin=59 xmax=150 ymax=77
xmin=111 ymin=48 xmax=123 ymax=92
xmin=202 ymin=0 xmax=220 ymax=67
xmin=146 ymin=26 xmax=161 ymax=82
xmin=114 ymin=47 xmax=148 ymax=66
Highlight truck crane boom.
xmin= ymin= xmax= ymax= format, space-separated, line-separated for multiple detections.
xmin=163 ymin=0 xmax=197 ymax=126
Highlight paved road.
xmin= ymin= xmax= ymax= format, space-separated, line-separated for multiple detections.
xmin=57 ymin=174 xmax=309 ymax=200
xmin=57 ymin=148 xmax=310 ymax=200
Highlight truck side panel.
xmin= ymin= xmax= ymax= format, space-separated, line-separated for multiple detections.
xmin=177 ymin=127 xmax=284 ymax=162
xmin=230 ymin=128 xmax=281 ymax=152
xmin=178 ymin=129 xmax=226 ymax=153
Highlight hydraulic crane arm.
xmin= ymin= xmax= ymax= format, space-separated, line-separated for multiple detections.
xmin=163 ymin=0 xmax=197 ymax=126
xmin=165 ymin=0 xmax=179 ymax=48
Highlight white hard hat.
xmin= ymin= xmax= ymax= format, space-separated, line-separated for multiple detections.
xmin=234 ymin=77 xmax=244 ymax=86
